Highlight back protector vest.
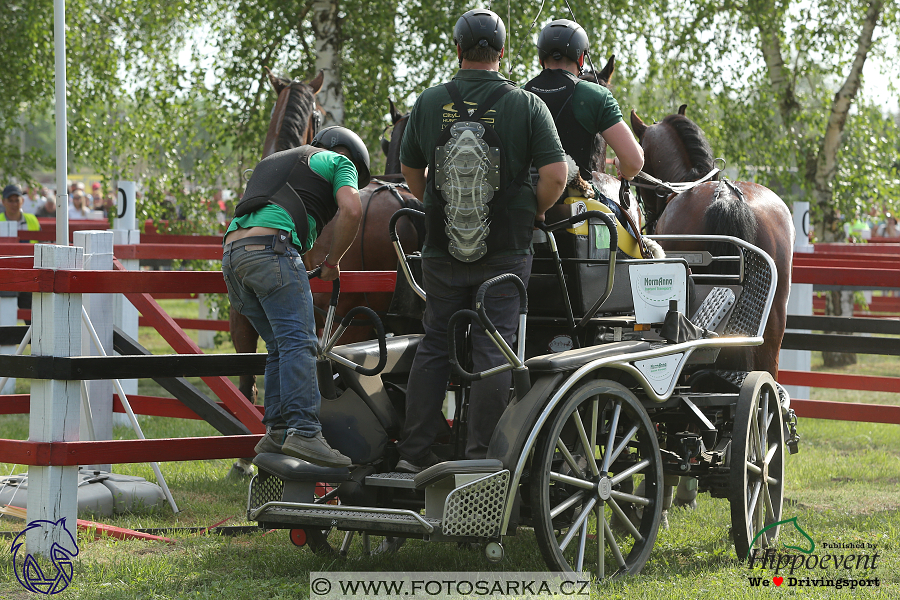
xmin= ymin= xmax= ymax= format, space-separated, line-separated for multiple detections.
xmin=524 ymin=69 xmax=596 ymax=180
xmin=234 ymin=146 xmax=337 ymax=251
xmin=427 ymin=81 xmax=531 ymax=263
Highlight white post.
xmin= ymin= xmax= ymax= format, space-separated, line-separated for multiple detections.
xmin=113 ymin=181 xmax=140 ymax=399
xmin=74 ymin=230 xmax=114 ymax=470
xmin=197 ymin=294 xmax=217 ymax=349
xmin=27 ymin=244 xmax=83 ymax=557
xmin=780 ymin=201 xmax=812 ymax=400
xmin=0 ymin=221 xmax=18 ymax=394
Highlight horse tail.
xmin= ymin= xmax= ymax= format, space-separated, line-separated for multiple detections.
xmin=703 ymin=184 xmax=757 ymax=274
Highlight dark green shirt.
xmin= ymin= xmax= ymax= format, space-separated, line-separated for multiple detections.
xmin=570 ymin=76 xmax=624 ymax=135
xmin=400 ymin=69 xmax=565 ymax=257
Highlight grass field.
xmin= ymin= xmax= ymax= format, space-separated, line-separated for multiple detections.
xmin=1 ymin=300 xmax=898 ymax=598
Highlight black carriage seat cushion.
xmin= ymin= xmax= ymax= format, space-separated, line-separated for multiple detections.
xmin=524 ymin=340 xmax=652 ymax=373
xmin=330 ymin=334 xmax=424 ymax=435
xmin=252 ymin=453 xmax=351 ymax=483
xmin=413 ymin=459 xmax=505 ymax=490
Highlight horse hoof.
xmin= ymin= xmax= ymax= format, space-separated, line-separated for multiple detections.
xmin=228 ymin=460 xmax=255 ymax=479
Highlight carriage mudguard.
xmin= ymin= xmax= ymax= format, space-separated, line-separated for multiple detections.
xmin=485 ymin=373 xmax=565 ymax=468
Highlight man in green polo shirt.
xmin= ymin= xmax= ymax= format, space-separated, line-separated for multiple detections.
xmin=395 ymin=8 xmax=568 ymax=472
xmin=222 ymin=126 xmax=369 ymax=469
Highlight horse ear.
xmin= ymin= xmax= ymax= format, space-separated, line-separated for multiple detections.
xmin=597 ymin=54 xmax=615 ymax=84
xmin=265 ymin=67 xmax=285 ymax=95
xmin=389 ymin=99 xmax=403 ymax=124
xmin=309 ymin=70 xmax=325 ymax=94
xmin=678 ymin=104 xmax=688 ymax=116
xmin=630 ymin=109 xmax=648 ymax=141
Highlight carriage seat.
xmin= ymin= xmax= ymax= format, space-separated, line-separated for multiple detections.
xmin=329 ymin=334 xmax=423 ymax=436
xmin=253 ymin=453 xmax=350 ymax=483
xmin=524 ymin=340 xmax=652 ymax=373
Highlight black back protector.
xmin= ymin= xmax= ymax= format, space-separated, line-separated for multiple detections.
xmin=524 ymin=69 xmax=595 ymax=180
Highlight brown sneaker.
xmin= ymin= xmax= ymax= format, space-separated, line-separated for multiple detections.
xmin=281 ymin=432 xmax=351 ymax=468
xmin=254 ymin=429 xmax=286 ymax=455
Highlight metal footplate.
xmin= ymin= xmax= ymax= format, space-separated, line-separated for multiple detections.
xmin=691 ymin=287 xmax=736 ymax=330
xmin=251 ymin=502 xmax=440 ymax=535
xmin=364 ymin=472 xmax=418 ymax=489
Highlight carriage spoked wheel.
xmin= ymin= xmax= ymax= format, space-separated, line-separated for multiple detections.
xmin=729 ymin=371 xmax=785 ymax=561
xmin=531 ymin=379 xmax=663 ymax=579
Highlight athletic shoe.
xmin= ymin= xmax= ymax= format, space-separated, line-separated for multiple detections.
xmin=254 ymin=429 xmax=286 ymax=454
xmin=395 ymin=451 xmax=442 ymax=474
xmin=281 ymin=432 xmax=352 ymax=468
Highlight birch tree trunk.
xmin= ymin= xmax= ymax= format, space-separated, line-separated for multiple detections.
xmin=312 ymin=0 xmax=344 ymax=127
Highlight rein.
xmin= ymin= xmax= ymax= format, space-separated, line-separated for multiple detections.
xmin=632 ymin=164 xmax=721 ymax=195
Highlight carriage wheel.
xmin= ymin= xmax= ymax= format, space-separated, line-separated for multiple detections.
xmin=531 ymin=379 xmax=663 ymax=579
xmin=729 ymin=371 xmax=784 ymax=561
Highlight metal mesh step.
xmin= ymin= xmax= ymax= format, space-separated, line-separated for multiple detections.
xmin=365 ymin=472 xmax=417 ymax=489
xmin=254 ymin=502 xmax=440 ymax=535
xmin=691 ymin=287 xmax=736 ymax=331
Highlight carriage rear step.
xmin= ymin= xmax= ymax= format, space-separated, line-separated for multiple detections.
xmin=253 ymin=502 xmax=439 ymax=534
xmin=365 ymin=472 xmax=418 ymax=489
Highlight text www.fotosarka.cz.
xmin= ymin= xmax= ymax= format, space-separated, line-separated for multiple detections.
xmin=309 ymin=571 xmax=590 ymax=600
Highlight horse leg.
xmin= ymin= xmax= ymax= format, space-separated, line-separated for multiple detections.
xmin=230 ymin=308 xmax=259 ymax=403
xmin=229 ymin=308 xmax=260 ymax=478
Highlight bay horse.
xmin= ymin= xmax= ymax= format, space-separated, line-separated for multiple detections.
xmin=630 ymin=106 xmax=794 ymax=378
xmin=303 ymin=101 xmax=423 ymax=344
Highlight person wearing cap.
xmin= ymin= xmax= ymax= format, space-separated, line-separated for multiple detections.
xmin=222 ymin=126 xmax=369 ymax=469
xmin=2 ymin=184 xmax=41 ymax=323
xmin=524 ymin=20 xmax=643 ymax=184
xmin=395 ymin=8 xmax=567 ymax=472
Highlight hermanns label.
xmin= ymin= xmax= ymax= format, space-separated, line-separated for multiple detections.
xmin=548 ymin=335 xmax=574 ymax=353
xmin=634 ymin=353 xmax=685 ymax=395
xmin=629 ymin=263 xmax=687 ymax=324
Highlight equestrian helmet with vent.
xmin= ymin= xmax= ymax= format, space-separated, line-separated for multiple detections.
xmin=453 ymin=9 xmax=506 ymax=53
xmin=536 ymin=19 xmax=589 ymax=64
xmin=312 ymin=126 xmax=371 ymax=188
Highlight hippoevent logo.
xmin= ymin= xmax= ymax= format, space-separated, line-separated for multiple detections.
xmin=11 ymin=518 xmax=80 ymax=594
xmin=745 ymin=518 xmax=880 ymax=590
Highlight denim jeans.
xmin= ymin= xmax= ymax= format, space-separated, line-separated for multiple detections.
xmin=222 ymin=244 xmax=321 ymax=437
xmin=397 ymin=253 xmax=533 ymax=461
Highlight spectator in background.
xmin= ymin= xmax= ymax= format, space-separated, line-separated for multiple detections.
xmin=35 ymin=196 xmax=57 ymax=217
xmin=69 ymin=190 xmax=92 ymax=219
xmin=1 ymin=184 xmax=40 ymax=324
xmin=876 ymin=213 xmax=899 ymax=238
xmin=22 ymin=185 xmax=43 ymax=214
xmin=91 ymin=182 xmax=104 ymax=211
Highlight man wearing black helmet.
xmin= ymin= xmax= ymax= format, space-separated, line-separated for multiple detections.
xmin=524 ymin=19 xmax=643 ymax=192
xmin=222 ymin=126 xmax=368 ymax=468
xmin=396 ymin=9 xmax=568 ymax=472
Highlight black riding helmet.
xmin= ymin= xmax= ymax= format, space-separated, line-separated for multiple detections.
xmin=312 ymin=126 xmax=371 ymax=188
xmin=536 ymin=19 xmax=589 ymax=64
xmin=453 ymin=9 xmax=506 ymax=53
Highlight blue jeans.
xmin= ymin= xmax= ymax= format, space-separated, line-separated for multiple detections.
xmin=397 ymin=253 xmax=533 ymax=460
xmin=222 ymin=244 xmax=321 ymax=437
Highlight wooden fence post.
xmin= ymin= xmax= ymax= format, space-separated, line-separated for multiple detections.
xmin=26 ymin=244 xmax=83 ymax=557
xmin=0 ymin=221 xmax=17 ymax=394
xmin=114 ymin=181 xmax=139 ymax=399
xmin=74 ymin=230 xmax=114 ymax=471
xmin=780 ymin=201 xmax=812 ymax=400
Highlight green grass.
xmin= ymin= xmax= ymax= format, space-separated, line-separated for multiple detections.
xmin=1 ymin=305 xmax=898 ymax=598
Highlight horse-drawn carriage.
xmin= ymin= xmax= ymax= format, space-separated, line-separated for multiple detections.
xmin=244 ymin=202 xmax=800 ymax=579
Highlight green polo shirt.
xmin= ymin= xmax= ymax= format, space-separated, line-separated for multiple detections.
xmin=571 ymin=77 xmax=624 ymax=135
xmin=226 ymin=150 xmax=357 ymax=252
xmin=400 ymin=69 xmax=565 ymax=257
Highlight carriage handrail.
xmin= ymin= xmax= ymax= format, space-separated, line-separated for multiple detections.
xmin=448 ymin=275 xmax=531 ymax=399
xmin=539 ymin=210 xmax=619 ymax=332
xmin=308 ymin=269 xmax=388 ymax=377
xmin=389 ymin=207 xmax=427 ymax=301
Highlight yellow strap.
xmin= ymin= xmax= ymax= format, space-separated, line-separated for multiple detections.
xmin=563 ymin=198 xmax=644 ymax=259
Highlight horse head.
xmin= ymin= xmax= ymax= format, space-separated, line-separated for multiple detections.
xmin=262 ymin=68 xmax=325 ymax=157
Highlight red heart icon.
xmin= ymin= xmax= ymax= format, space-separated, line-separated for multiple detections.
xmin=773 ymin=577 xmax=784 ymax=586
